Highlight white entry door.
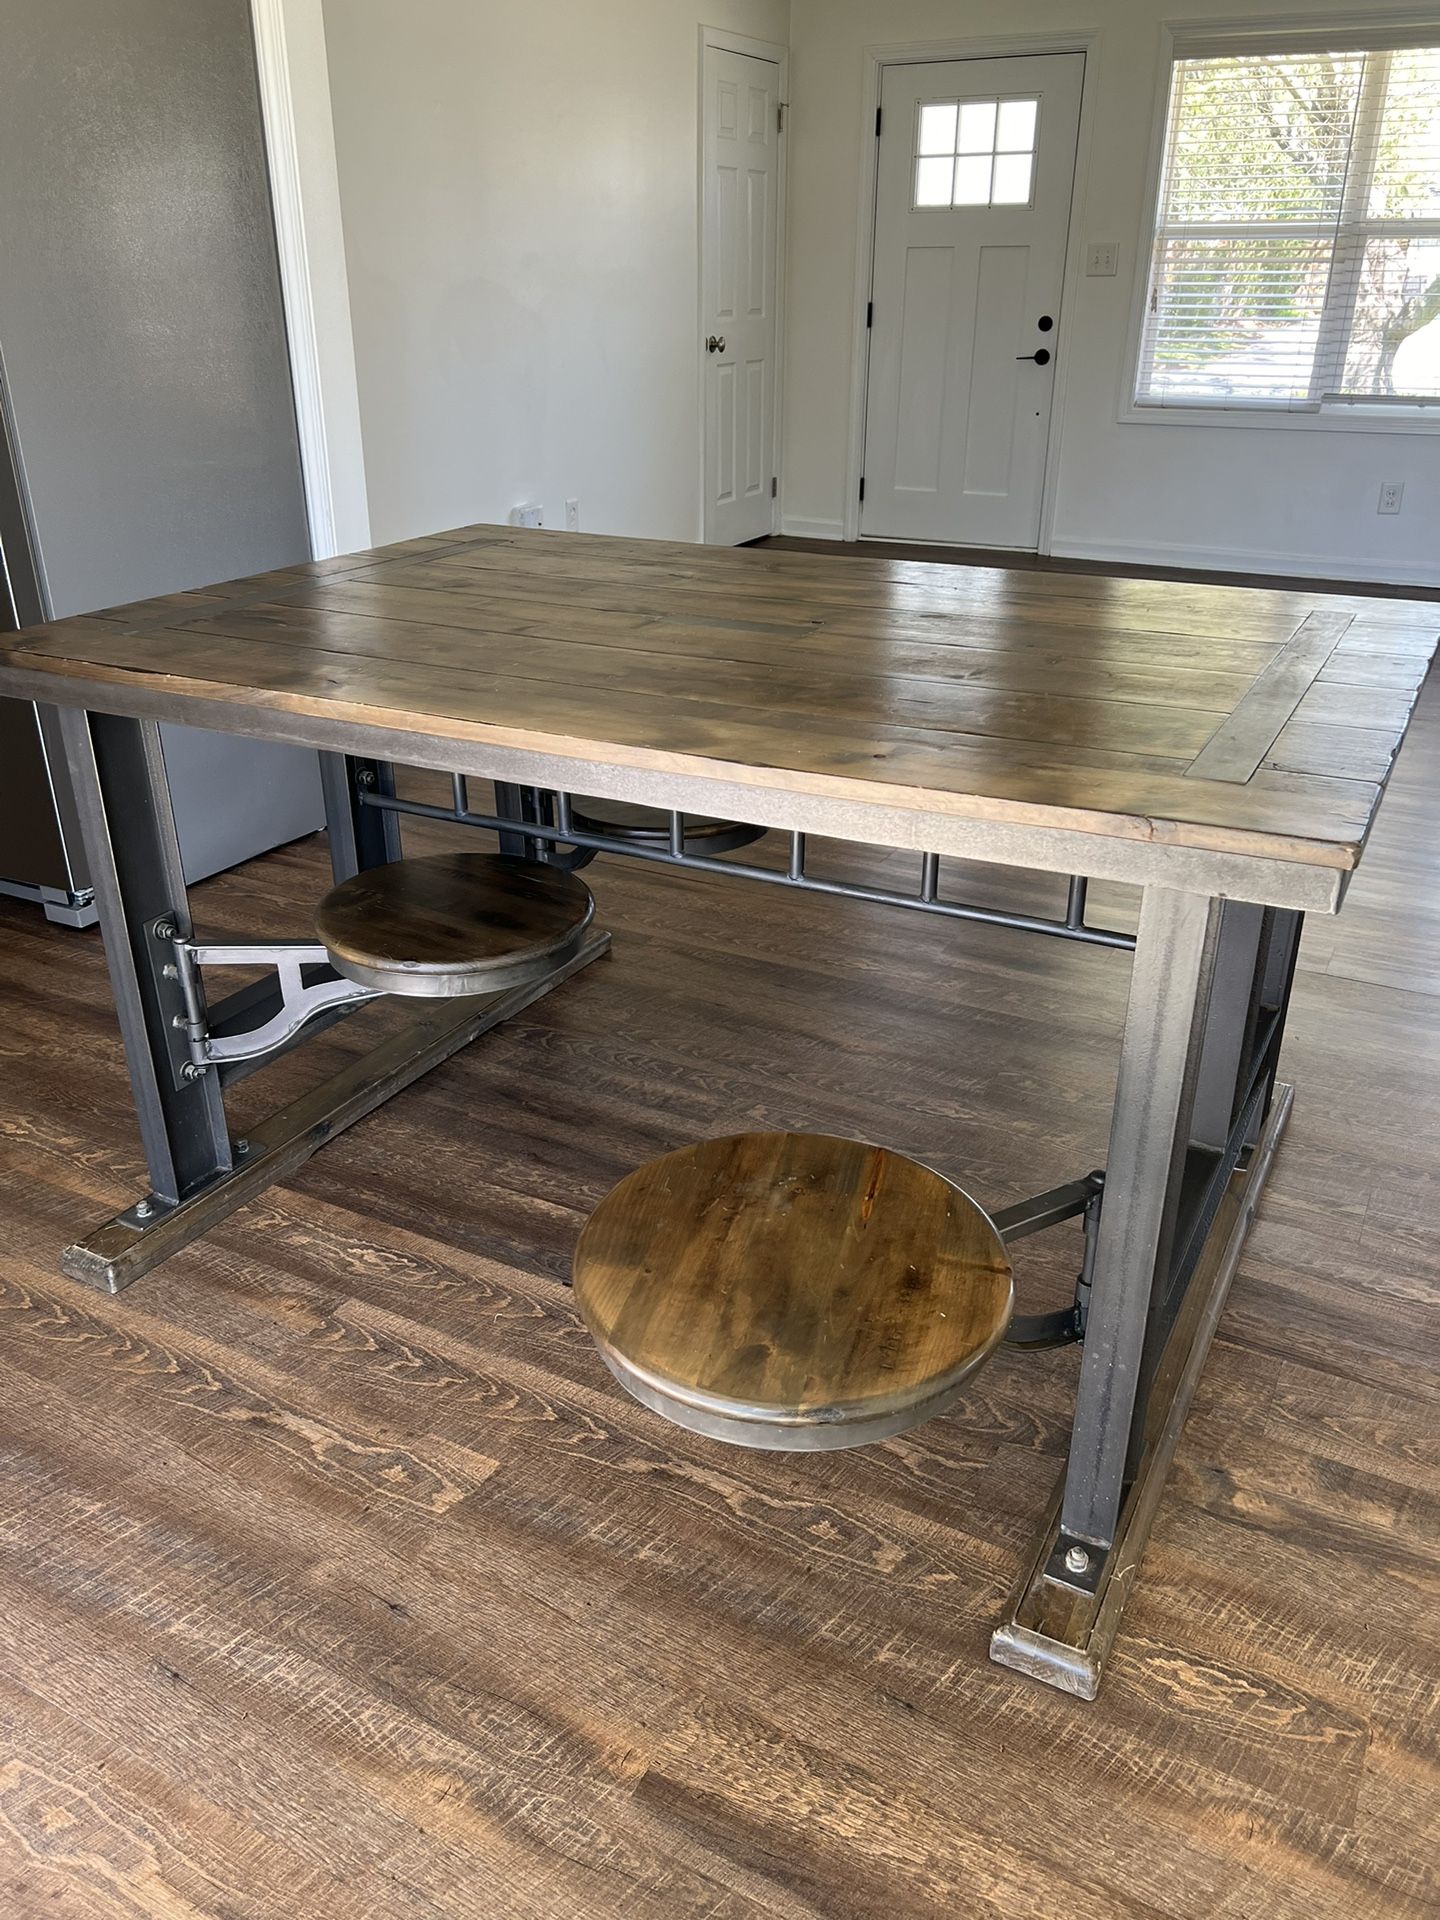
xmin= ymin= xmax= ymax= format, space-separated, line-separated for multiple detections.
xmin=861 ymin=53 xmax=1084 ymax=548
xmin=702 ymin=45 xmax=781 ymax=544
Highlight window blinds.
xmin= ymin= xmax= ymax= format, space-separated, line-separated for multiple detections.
xmin=1136 ymin=44 xmax=1440 ymax=410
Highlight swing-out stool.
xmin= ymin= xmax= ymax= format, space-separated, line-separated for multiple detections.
xmin=315 ymin=850 xmax=595 ymax=998
xmin=572 ymin=1130 xmax=1013 ymax=1450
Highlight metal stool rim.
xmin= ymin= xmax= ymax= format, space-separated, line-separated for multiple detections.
xmin=566 ymin=796 xmax=767 ymax=854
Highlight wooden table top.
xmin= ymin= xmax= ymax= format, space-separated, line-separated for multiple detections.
xmin=4 ymin=523 xmax=1435 ymax=898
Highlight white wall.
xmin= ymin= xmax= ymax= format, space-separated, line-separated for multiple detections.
xmin=783 ymin=0 xmax=1440 ymax=585
xmin=321 ymin=0 xmax=788 ymax=547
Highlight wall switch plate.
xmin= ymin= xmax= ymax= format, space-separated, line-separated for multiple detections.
xmin=565 ymin=498 xmax=580 ymax=531
xmin=510 ymin=503 xmax=544 ymax=528
xmin=1377 ymin=481 xmax=1404 ymax=515
xmin=1086 ymin=242 xmax=1119 ymax=277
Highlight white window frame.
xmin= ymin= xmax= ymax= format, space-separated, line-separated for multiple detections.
xmin=1120 ymin=11 xmax=1440 ymax=435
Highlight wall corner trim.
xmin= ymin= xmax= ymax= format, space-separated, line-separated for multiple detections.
xmin=250 ymin=0 xmax=370 ymax=559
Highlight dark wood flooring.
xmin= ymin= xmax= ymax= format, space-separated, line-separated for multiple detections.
xmin=1 ymin=681 xmax=1437 ymax=1914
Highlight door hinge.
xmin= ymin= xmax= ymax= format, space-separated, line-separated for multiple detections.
xmin=875 ymin=106 xmax=883 ymax=138
xmin=866 ymin=300 xmax=873 ymax=329
xmin=858 ymin=476 xmax=866 ymax=502
xmin=770 ymin=476 xmax=778 ymax=499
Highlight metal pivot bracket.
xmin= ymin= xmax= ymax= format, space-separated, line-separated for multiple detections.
xmin=165 ymin=931 xmax=380 ymax=1070
xmin=993 ymin=1170 xmax=1105 ymax=1350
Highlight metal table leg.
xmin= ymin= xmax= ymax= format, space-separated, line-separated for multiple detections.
xmin=991 ymin=884 xmax=1296 ymax=1698
xmin=319 ymin=751 xmax=401 ymax=882
xmin=58 ymin=709 xmax=235 ymax=1207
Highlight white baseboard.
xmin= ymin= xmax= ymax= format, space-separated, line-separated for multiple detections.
xmin=1047 ymin=534 xmax=1440 ymax=592
xmin=778 ymin=516 xmax=846 ymax=542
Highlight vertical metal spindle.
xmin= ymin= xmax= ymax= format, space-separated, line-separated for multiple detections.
xmin=788 ymin=832 xmax=807 ymax=881
xmin=1065 ymin=876 xmax=1089 ymax=931
xmin=556 ymin=793 xmax=575 ymax=838
xmin=668 ymin=811 xmax=686 ymax=857
xmin=920 ymin=852 xmax=940 ymax=903
xmin=451 ymin=773 xmax=468 ymax=817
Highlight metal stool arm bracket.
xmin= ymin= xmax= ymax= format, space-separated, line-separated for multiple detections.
xmin=173 ymin=938 xmax=380 ymax=1067
xmin=993 ymin=1171 xmax=1105 ymax=1349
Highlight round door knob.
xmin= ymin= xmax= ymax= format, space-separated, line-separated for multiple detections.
xmin=1016 ymin=348 xmax=1052 ymax=366
xmin=706 ymin=335 xmax=727 ymax=353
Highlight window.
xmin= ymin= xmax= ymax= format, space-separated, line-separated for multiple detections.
xmin=1136 ymin=43 xmax=1440 ymax=413
xmin=914 ymin=96 xmax=1039 ymax=209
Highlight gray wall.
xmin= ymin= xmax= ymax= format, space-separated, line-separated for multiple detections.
xmin=0 ymin=0 xmax=311 ymax=616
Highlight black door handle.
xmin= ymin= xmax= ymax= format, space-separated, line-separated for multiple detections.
xmin=1017 ymin=348 xmax=1052 ymax=365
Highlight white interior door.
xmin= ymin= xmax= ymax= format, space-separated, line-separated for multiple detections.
xmin=702 ymin=46 xmax=780 ymax=545
xmin=861 ymin=53 xmax=1084 ymax=548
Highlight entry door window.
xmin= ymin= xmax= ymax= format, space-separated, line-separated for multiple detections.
xmin=915 ymin=97 xmax=1040 ymax=208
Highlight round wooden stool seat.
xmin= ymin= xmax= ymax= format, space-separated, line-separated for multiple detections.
xmin=573 ymin=1131 xmax=1013 ymax=1450
xmin=567 ymin=795 xmax=766 ymax=856
xmin=314 ymin=852 xmax=594 ymax=998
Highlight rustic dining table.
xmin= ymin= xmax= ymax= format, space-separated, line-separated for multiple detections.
xmin=4 ymin=523 xmax=1434 ymax=1699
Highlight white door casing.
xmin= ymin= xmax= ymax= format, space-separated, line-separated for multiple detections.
xmin=862 ymin=52 xmax=1084 ymax=549
xmin=702 ymin=45 xmax=781 ymax=545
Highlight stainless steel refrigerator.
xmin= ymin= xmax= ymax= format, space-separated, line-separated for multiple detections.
xmin=0 ymin=0 xmax=325 ymax=926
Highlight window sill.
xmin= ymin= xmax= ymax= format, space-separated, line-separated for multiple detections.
xmin=1118 ymin=401 xmax=1440 ymax=435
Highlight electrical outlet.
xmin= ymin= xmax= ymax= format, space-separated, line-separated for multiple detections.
xmin=1377 ymin=481 xmax=1404 ymax=515
xmin=565 ymin=498 xmax=580 ymax=531
xmin=1085 ymin=242 xmax=1119 ymax=277
xmin=510 ymin=502 xmax=543 ymax=528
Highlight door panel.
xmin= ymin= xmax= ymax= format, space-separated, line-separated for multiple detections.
xmin=863 ymin=53 xmax=1084 ymax=548
xmin=964 ymin=245 xmax=1029 ymax=494
xmin=703 ymin=47 xmax=780 ymax=545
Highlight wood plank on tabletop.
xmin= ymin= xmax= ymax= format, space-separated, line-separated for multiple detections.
xmin=1291 ymin=679 xmax=1423 ymax=732
xmin=353 ymin=552 xmax=1331 ymax=646
xmin=1264 ymin=721 xmax=1406 ymax=785
xmin=243 ymin=625 xmax=1239 ymax=749
xmin=11 ymin=618 xmax=1234 ymax=759
xmin=179 ymin=601 xmax=1264 ymax=715
xmin=294 ymin=575 xmax=1302 ymax=673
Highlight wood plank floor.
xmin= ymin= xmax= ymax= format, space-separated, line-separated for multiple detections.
xmin=2 ymin=683 xmax=1437 ymax=1915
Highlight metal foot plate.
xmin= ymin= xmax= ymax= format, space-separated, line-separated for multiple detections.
xmin=989 ymin=1082 xmax=1293 ymax=1699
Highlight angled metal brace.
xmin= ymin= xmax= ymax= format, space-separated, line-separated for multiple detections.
xmin=169 ymin=936 xmax=380 ymax=1067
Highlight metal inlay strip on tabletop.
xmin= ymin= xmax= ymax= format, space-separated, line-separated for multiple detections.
xmin=1185 ymin=610 xmax=1354 ymax=785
